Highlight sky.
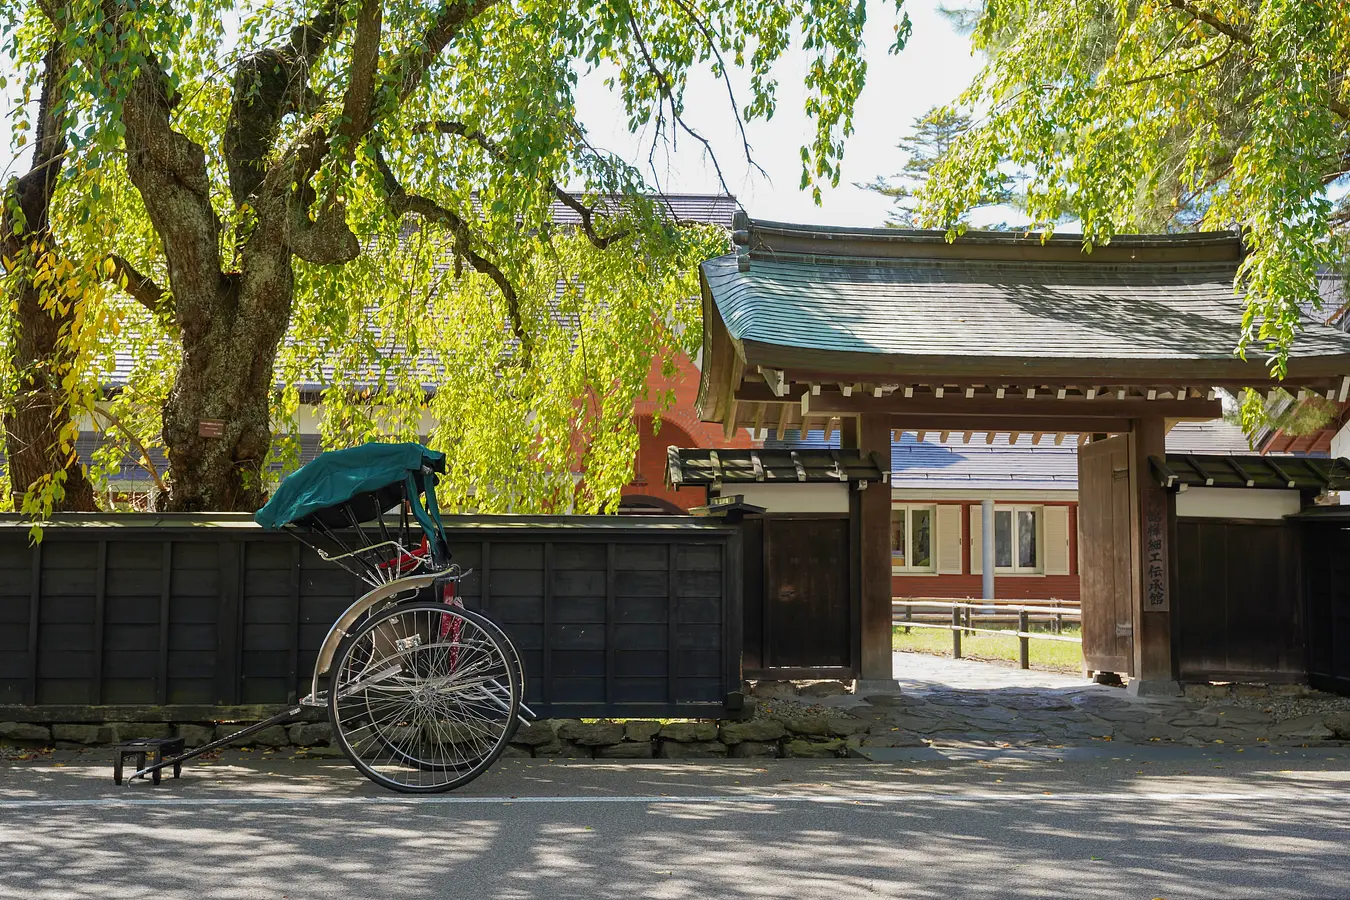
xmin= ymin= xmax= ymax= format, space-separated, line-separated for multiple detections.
xmin=575 ymin=1 xmax=987 ymax=227
xmin=1 ymin=0 xmax=988 ymax=228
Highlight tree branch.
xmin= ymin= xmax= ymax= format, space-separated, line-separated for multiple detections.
xmin=104 ymin=253 xmax=172 ymax=320
xmin=223 ymin=0 xmax=344 ymax=207
xmin=625 ymin=9 xmax=734 ymax=197
xmin=90 ymin=405 xmax=167 ymax=494
xmin=1165 ymin=0 xmax=1350 ymax=121
xmin=335 ymin=0 xmax=383 ymax=159
xmin=372 ymin=147 xmax=531 ymax=359
xmin=1119 ymin=37 xmax=1236 ymax=87
xmin=667 ymin=0 xmax=766 ymax=181
xmin=414 ymin=120 xmax=632 ymax=249
xmin=394 ymin=0 xmax=505 ymax=103
xmin=1165 ymin=0 xmax=1251 ymax=46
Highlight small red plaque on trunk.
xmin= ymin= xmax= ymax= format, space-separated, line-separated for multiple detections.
xmin=198 ymin=419 xmax=225 ymax=438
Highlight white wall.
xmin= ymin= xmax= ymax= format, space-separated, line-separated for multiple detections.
xmin=718 ymin=483 xmax=850 ymax=514
xmin=1175 ymin=487 xmax=1302 ymax=520
xmin=1332 ymin=422 xmax=1350 ymax=505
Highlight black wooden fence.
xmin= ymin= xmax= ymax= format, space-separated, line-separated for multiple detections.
xmin=0 ymin=515 xmax=742 ymax=718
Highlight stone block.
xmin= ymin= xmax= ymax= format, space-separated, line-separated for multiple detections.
xmin=596 ymin=742 xmax=655 ymax=759
xmin=852 ymin=731 xmax=924 ymax=749
xmin=729 ymin=740 xmax=779 ymax=758
xmin=1274 ymin=715 xmax=1335 ymax=741
xmin=287 ymin=722 xmax=333 ymax=746
xmin=1184 ymin=683 xmax=1232 ymax=701
xmin=1187 ymin=726 xmax=1260 ymax=744
xmin=624 ymin=721 xmax=662 ymax=742
xmin=538 ymin=740 xmax=592 ymax=759
xmin=500 ymin=744 xmax=532 ymax=759
xmin=557 ymin=721 xmax=626 ymax=746
xmin=784 ymin=738 xmax=843 ymax=758
xmin=299 ymin=744 xmax=346 ymax=758
xmin=52 ymin=724 xmax=115 ymax=745
xmin=175 ymin=724 xmax=215 ymax=748
xmin=1166 ymin=711 xmax=1220 ymax=728
xmin=1204 ymin=706 xmax=1272 ymax=726
xmin=719 ymin=720 xmax=785 ymax=744
xmin=781 ymin=716 xmax=830 ymax=737
xmin=659 ymin=722 xmax=718 ymax=742
xmin=214 ymin=723 xmax=261 ymax=744
xmin=658 ymin=740 xmax=727 ymax=759
xmin=512 ymin=720 xmax=559 ymax=747
xmin=1234 ymin=684 xmax=1275 ymax=699
xmin=799 ymin=681 xmax=849 ymax=698
xmin=115 ymin=723 xmax=172 ymax=742
xmin=826 ymin=716 xmax=870 ymax=737
xmin=0 ymin=722 xmax=52 ymax=743
xmin=751 ymin=681 xmax=798 ymax=700
xmin=1325 ymin=712 xmax=1350 ymax=740
xmin=532 ymin=738 xmax=563 ymax=756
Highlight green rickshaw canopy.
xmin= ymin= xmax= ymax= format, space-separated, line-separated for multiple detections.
xmin=254 ymin=442 xmax=446 ymax=530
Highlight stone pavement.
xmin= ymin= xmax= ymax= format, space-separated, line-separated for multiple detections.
xmin=752 ymin=652 xmax=1350 ymax=759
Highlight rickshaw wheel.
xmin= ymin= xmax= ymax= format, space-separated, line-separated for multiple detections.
xmin=328 ymin=599 xmax=520 ymax=793
xmin=355 ymin=602 xmax=527 ymax=769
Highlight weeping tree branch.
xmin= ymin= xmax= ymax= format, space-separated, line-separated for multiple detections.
xmin=413 ymin=120 xmax=632 ymax=249
xmin=90 ymin=405 xmax=167 ymax=494
xmin=666 ymin=0 xmax=767 ymax=181
xmin=1165 ymin=0 xmax=1350 ymax=121
xmin=394 ymin=0 xmax=506 ymax=103
xmin=625 ymin=8 xmax=734 ymax=197
xmin=372 ymin=147 xmax=531 ymax=360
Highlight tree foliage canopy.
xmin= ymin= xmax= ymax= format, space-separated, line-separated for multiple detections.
xmin=1 ymin=0 xmax=909 ymax=514
xmin=919 ymin=0 xmax=1350 ymax=423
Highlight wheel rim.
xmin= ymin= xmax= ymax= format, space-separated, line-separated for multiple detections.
xmin=331 ymin=603 xmax=516 ymax=790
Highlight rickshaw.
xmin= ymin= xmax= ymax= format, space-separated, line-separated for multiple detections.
xmin=118 ymin=442 xmax=531 ymax=793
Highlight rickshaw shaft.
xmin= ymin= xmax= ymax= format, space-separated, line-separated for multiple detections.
xmin=125 ymin=705 xmax=305 ymax=783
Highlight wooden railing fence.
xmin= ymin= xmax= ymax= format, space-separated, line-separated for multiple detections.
xmin=892 ymin=598 xmax=1082 ymax=670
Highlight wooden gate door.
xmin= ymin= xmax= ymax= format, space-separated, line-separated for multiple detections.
xmin=1078 ymin=435 xmax=1135 ymax=675
xmin=762 ymin=517 xmax=851 ymax=671
xmin=1304 ymin=522 xmax=1350 ymax=695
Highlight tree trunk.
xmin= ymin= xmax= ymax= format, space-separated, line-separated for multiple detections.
xmin=1 ymin=43 xmax=97 ymax=512
xmin=158 ymin=268 xmax=291 ymax=513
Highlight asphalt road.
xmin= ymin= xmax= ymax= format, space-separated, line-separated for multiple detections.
xmin=2 ymin=747 xmax=1349 ymax=899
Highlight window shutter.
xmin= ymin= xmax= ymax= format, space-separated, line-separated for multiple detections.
xmin=970 ymin=509 xmax=982 ymax=575
xmin=935 ymin=505 xmax=962 ymax=574
xmin=1044 ymin=505 xmax=1071 ymax=575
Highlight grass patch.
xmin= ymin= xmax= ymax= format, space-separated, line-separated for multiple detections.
xmin=892 ymin=624 xmax=1083 ymax=673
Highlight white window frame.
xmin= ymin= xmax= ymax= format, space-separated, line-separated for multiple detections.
xmin=994 ymin=505 xmax=1043 ymax=574
xmin=892 ymin=503 xmax=937 ymax=573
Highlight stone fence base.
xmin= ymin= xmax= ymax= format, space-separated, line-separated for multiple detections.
xmin=0 ymin=713 xmax=863 ymax=760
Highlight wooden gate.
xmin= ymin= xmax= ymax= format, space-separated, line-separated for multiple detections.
xmin=742 ymin=515 xmax=853 ymax=677
xmin=1078 ymin=435 xmax=1135 ymax=675
xmin=1303 ymin=520 xmax=1350 ymax=695
xmin=1175 ymin=520 xmax=1303 ymax=682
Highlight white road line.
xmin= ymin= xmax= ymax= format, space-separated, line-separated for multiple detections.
xmin=1 ymin=790 xmax=1345 ymax=809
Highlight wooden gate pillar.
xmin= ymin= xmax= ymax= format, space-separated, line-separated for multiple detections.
xmin=1129 ymin=416 xmax=1180 ymax=696
xmin=855 ymin=414 xmax=893 ymax=682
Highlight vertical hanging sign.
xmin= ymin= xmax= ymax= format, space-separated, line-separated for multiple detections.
xmin=1143 ymin=490 xmax=1169 ymax=612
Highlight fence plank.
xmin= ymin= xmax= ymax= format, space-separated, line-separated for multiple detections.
xmin=92 ymin=541 xmax=107 ymax=704
xmin=605 ymin=542 xmax=616 ymax=705
xmin=541 ymin=541 xmax=553 ymax=706
xmin=26 ymin=543 xmax=41 ymax=705
xmin=667 ymin=543 xmax=678 ymax=705
xmin=157 ymin=542 xmax=172 ymax=705
xmin=287 ymin=541 xmax=301 ymax=703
